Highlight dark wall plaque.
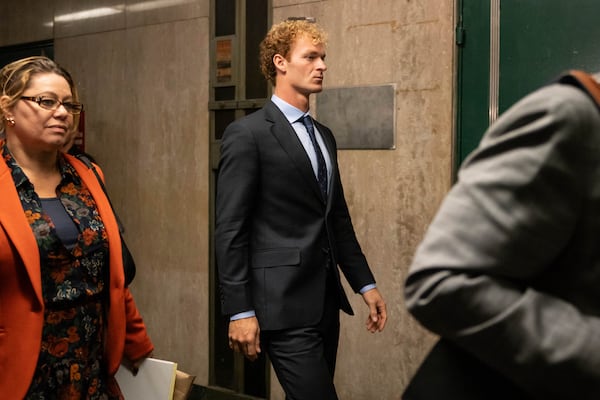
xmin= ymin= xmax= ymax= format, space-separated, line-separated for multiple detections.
xmin=315 ymin=84 xmax=395 ymax=149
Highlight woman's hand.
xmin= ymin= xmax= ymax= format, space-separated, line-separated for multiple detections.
xmin=122 ymin=351 xmax=154 ymax=375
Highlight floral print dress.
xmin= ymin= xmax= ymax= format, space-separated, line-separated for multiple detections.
xmin=2 ymin=144 xmax=121 ymax=400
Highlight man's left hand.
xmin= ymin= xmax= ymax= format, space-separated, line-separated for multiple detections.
xmin=362 ymin=288 xmax=387 ymax=333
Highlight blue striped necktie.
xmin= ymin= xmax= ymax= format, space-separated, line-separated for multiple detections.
xmin=301 ymin=115 xmax=328 ymax=199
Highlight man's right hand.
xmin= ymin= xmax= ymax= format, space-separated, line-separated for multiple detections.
xmin=228 ymin=316 xmax=261 ymax=361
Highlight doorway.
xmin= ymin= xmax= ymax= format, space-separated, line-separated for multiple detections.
xmin=209 ymin=0 xmax=270 ymax=398
xmin=456 ymin=0 xmax=600 ymax=167
xmin=0 ymin=40 xmax=54 ymax=68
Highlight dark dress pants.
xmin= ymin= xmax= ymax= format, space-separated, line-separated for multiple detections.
xmin=261 ymin=274 xmax=341 ymax=400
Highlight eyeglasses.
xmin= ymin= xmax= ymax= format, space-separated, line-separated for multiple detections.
xmin=20 ymin=96 xmax=84 ymax=115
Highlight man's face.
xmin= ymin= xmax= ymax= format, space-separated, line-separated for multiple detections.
xmin=282 ymin=35 xmax=327 ymax=96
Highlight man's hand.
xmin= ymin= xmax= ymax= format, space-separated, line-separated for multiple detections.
xmin=362 ymin=288 xmax=387 ymax=333
xmin=228 ymin=316 xmax=261 ymax=361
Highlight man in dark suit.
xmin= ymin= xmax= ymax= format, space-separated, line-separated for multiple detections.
xmin=215 ymin=19 xmax=387 ymax=399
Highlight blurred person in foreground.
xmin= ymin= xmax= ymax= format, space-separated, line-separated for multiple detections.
xmin=404 ymin=71 xmax=600 ymax=399
xmin=0 ymin=56 xmax=153 ymax=399
xmin=215 ymin=19 xmax=387 ymax=399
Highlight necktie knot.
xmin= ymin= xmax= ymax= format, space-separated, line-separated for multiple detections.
xmin=303 ymin=115 xmax=314 ymax=132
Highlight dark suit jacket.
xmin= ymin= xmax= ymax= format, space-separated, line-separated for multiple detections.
xmin=215 ymin=100 xmax=375 ymax=331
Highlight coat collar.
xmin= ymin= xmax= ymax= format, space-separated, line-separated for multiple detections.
xmin=0 ymin=157 xmax=44 ymax=305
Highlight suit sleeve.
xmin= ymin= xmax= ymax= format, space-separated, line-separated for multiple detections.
xmin=404 ymin=84 xmax=600 ymax=398
xmin=215 ymin=121 xmax=259 ymax=316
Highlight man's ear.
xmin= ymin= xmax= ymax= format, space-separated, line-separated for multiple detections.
xmin=273 ymin=54 xmax=286 ymax=74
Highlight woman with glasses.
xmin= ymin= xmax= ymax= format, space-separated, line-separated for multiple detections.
xmin=0 ymin=56 xmax=154 ymax=399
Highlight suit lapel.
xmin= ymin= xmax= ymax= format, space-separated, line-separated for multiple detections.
xmin=264 ymin=101 xmax=327 ymax=203
xmin=0 ymin=161 xmax=43 ymax=306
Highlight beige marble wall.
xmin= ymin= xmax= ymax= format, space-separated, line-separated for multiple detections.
xmin=56 ymin=15 xmax=211 ymax=382
xmin=56 ymin=5 xmax=211 ymax=384
xmin=0 ymin=0 xmax=54 ymax=45
xmin=2 ymin=0 xmax=455 ymax=398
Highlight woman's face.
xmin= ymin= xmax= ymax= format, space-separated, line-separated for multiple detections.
xmin=7 ymin=72 xmax=74 ymax=151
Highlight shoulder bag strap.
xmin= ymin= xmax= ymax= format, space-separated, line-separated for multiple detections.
xmin=74 ymin=153 xmax=136 ymax=286
xmin=559 ymin=70 xmax=600 ymax=111
xmin=74 ymin=153 xmax=125 ymax=234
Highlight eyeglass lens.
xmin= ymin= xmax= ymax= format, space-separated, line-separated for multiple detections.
xmin=21 ymin=96 xmax=83 ymax=114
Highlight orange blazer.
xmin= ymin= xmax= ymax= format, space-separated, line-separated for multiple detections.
xmin=0 ymin=153 xmax=154 ymax=398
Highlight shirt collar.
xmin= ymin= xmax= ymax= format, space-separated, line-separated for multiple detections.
xmin=2 ymin=140 xmax=28 ymax=189
xmin=1 ymin=140 xmax=80 ymax=189
xmin=271 ymin=94 xmax=309 ymax=124
xmin=58 ymin=155 xmax=81 ymax=186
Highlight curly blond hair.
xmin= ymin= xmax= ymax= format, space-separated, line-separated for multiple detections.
xmin=259 ymin=19 xmax=327 ymax=85
xmin=0 ymin=56 xmax=79 ymax=135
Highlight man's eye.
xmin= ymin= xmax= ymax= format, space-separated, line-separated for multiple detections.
xmin=39 ymin=98 xmax=58 ymax=107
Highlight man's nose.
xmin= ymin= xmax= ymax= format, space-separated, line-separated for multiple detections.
xmin=317 ymin=58 xmax=327 ymax=70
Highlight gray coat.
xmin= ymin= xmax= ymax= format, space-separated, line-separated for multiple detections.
xmin=405 ymin=79 xmax=600 ymax=399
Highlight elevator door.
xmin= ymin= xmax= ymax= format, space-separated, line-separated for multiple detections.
xmin=0 ymin=40 xmax=54 ymax=68
xmin=456 ymin=0 xmax=600 ymax=167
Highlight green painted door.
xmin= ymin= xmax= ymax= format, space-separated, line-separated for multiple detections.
xmin=457 ymin=0 xmax=600 ymax=167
